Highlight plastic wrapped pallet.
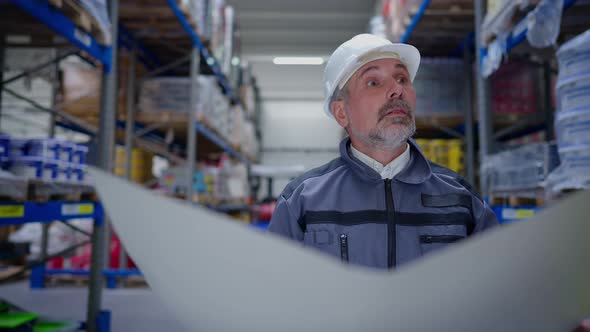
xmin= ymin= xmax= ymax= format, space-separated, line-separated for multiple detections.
xmin=483 ymin=142 xmax=559 ymax=193
xmin=77 ymin=0 xmax=112 ymax=45
xmin=138 ymin=76 xmax=231 ymax=138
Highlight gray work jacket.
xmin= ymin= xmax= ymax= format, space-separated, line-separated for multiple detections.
xmin=268 ymin=138 xmax=498 ymax=269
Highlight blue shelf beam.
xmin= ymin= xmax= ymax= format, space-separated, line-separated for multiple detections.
xmin=118 ymin=25 xmax=162 ymax=70
xmin=0 ymin=201 xmax=103 ymax=226
xmin=10 ymin=0 xmax=113 ymax=72
xmin=481 ymin=0 xmax=579 ymax=65
xmin=165 ymin=0 xmax=237 ymax=102
xmin=400 ymin=0 xmax=432 ymax=43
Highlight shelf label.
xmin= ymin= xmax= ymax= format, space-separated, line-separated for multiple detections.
xmin=502 ymin=208 xmax=536 ymax=220
xmin=62 ymin=203 xmax=94 ymax=216
xmin=0 ymin=205 xmax=25 ymax=218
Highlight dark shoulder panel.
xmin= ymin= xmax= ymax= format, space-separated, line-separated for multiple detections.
xmin=281 ymin=158 xmax=345 ymax=200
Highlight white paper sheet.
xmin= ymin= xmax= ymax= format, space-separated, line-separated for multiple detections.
xmin=90 ymin=167 xmax=590 ymax=331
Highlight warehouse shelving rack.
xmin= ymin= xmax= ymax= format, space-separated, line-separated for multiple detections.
xmin=2 ymin=0 xmax=256 ymax=299
xmin=390 ymin=0 xmax=590 ymax=223
xmin=0 ymin=0 xmax=119 ymax=330
xmin=473 ymin=0 xmax=590 ymax=219
xmin=116 ymin=0 xmax=255 ymax=212
xmin=394 ymin=0 xmax=478 ymax=186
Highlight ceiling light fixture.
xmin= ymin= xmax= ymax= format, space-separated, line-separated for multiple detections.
xmin=272 ymin=57 xmax=324 ymax=65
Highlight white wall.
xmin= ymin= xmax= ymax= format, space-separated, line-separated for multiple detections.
xmin=251 ymin=61 xmax=345 ymax=197
xmin=259 ymin=100 xmax=343 ymax=198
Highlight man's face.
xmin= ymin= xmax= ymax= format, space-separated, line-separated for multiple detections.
xmin=331 ymin=58 xmax=417 ymax=150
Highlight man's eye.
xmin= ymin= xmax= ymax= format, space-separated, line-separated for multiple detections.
xmin=397 ymin=77 xmax=408 ymax=84
xmin=367 ymin=80 xmax=378 ymax=87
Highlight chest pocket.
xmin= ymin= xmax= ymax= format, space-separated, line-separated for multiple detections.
xmin=411 ymin=193 xmax=475 ymax=255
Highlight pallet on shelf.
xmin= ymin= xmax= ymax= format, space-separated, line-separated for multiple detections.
xmin=26 ymin=180 xmax=96 ymax=203
xmin=489 ymin=189 xmax=546 ymax=207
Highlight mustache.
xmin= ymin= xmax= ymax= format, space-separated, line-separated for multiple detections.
xmin=378 ymin=100 xmax=413 ymax=122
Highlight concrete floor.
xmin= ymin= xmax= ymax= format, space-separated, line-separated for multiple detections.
xmin=0 ymin=282 xmax=190 ymax=332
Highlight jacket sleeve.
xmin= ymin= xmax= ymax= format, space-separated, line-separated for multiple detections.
xmin=267 ymin=195 xmax=304 ymax=242
xmin=472 ymin=200 xmax=499 ymax=233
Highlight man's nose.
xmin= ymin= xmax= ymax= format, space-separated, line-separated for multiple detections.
xmin=387 ymin=81 xmax=403 ymax=100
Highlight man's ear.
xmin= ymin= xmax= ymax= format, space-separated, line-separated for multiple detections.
xmin=331 ymin=100 xmax=349 ymax=128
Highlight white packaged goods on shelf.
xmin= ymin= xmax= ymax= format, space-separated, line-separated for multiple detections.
xmin=556 ymin=30 xmax=590 ymax=79
xmin=60 ymin=141 xmax=75 ymax=162
xmin=77 ymin=0 xmax=112 ymax=45
xmin=69 ymin=164 xmax=87 ymax=182
xmin=6 ymin=156 xmax=58 ymax=181
xmin=229 ymin=106 xmax=244 ymax=147
xmin=57 ymin=162 xmax=70 ymax=182
xmin=555 ymin=109 xmax=590 ymax=147
xmin=481 ymin=0 xmax=531 ymax=45
xmin=10 ymin=138 xmax=61 ymax=160
xmin=556 ymin=73 xmax=590 ymax=112
xmin=483 ymin=142 xmax=559 ymax=192
xmin=413 ymin=58 xmax=465 ymax=116
xmin=73 ymin=145 xmax=89 ymax=164
xmin=547 ymin=144 xmax=590 ymax=194
xmin=525 ymin=0 xmax=563 ymax=48
xmin=139 ymin=76 xmax=231 ymax=139
xmin=558 ymin=144 xmax=590 ymax=173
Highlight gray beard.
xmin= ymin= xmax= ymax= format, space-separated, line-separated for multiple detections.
xmin=367 ymin=119 xmax=416 ymax=150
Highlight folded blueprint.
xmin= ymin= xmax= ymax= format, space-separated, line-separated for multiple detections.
xmin=90 ymin=167 xmax=590 ymax=332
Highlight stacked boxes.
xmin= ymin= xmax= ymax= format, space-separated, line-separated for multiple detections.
xmin=547 ymin=30 xmax=590 ymax=194
xmin=1 ymin=136 xmax=88 ymax=183
xmin=415 ymin=139 xmax=464 ymax=175
xmin=114 ymin=147 xmax=154 ymax=184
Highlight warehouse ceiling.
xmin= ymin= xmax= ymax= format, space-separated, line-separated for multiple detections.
xmin=226 ymin=0 xmax=376 ymax=58
xmin=225 ymin=0 xmax=375 ymax=101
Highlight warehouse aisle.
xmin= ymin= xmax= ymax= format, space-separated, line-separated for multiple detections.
xmin=0 ymin=282 xmax=190 ymax=332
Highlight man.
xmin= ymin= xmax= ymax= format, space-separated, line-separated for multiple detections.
xmin=268 ymin=33 xmax=497 ymax=268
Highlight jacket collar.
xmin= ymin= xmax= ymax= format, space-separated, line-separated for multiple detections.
xmin=339 ymin=137 xmax=432 ymax=184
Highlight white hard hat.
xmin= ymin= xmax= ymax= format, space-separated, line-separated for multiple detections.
xmin=323 ymin=33 xmax=421 ymax=119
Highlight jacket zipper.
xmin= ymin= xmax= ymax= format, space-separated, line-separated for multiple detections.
xmin=384 ymin=179 xmax=396 ymax=268
xmin=420 ymin=235 xmax=465 ymax=244
xmin=339 ymin=234 xmax=349 ymax=262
